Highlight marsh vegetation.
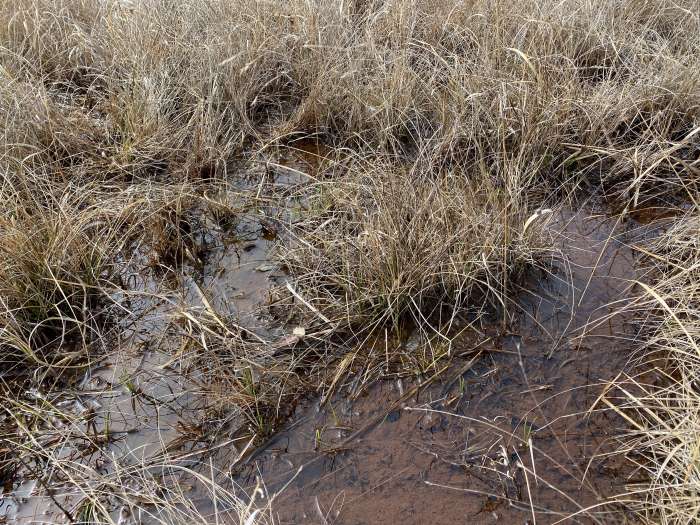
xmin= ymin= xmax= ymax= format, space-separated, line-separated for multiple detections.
xmin=0 ymin=0 xmax=698 ymax=523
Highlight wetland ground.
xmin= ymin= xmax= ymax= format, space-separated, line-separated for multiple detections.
xmin=1 ymin=1 xmax=699 ymax=523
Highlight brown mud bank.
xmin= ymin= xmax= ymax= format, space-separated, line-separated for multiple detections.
xmin=220 ymin=206 xmax=656 ymax=524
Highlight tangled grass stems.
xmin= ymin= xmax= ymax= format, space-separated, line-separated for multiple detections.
xmin=278 ymin=147 xmax=552 ymax=337
xmin=1 ymin=397 xmax=274 ymax=525
xmin=0 ymin=184 xmax=123 ymax=370
xmin=611 ymin=204 xmax=700 ymax=523
xmin=0 ymin=166 xmax=207 ymax=374
xmin=0 ymin=0 xmax=697 ymax=194
xmin=0 ymin=0 xmax=699 ymax=522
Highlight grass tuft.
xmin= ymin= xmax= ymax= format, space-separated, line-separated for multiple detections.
xmin=613 ymin=203 xmax=700 ymax=523
xmin=279 ymin=148 xmax=551 ymax=335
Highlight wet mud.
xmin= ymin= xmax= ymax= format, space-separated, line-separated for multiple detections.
xmin=230 ymin=207 xmax=650 ymax=524
xmin=0 ymin=143 xmax=323 ymax=523
xmin=0 ymin=140 xmax=665 ymax=524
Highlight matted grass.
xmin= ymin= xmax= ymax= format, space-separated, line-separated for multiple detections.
xmin=1 ymin=0 xmax=699 ymax=522
xmin=1 ymin=0 xmax=698 ymax=192
xmin=611 ymin=204 xmax=700 ymax=524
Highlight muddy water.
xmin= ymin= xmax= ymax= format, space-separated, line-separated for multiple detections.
xmin=188 ymin=138 xmax=330 ymax=333
xmin=0 ymin=143 xmax=325 ymax=523
xmin=231 ymin=207 xmax=647 ymax=524
xmin=1 ymin=136 xmax=659 ymax=525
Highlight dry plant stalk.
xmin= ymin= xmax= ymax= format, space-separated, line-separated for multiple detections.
xmin=613 ymin=206 xmax=700 ymax=524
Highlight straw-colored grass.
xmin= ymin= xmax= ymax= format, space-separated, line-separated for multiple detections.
xmin=279 ymin=149 xmax=550 ymax=335
xmin=1 ymin=0 xmax=698 ymax=192
xmin=613 ymin=204 xmax=700 ymax=524
xmin=1 ymin=0 xmax=699 ymax=522
xmin=0 ymin=181 xmax=121 ymax=370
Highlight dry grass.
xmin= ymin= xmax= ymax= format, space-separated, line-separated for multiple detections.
xmin=611 ymin=203 xmax=700 ymax=524
xmin=0 ymin=167 xmax=203 ymax=373
xmin=0 ymin=178 xmax=121 ymax=371
xmin=279 ymin=148 xmax=551 ymax=335
xmin=1 ymin=0 xmax=698 ymax=190
xmin=1 ymin=0 xmax=699 ymax=522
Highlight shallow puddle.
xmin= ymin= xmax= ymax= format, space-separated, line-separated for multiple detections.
xmin=1 ymin=163 xmax=662 ymax=525
xmin=0 ymin=143 xmax=325 ymax=523
xmin=229 ymin=206 xmax=649 ymax=524
xmin=0 ymin=337 xmax=217 ymax=521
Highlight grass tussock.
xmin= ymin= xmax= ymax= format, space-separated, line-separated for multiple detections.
xmin=614 ymin=204 xmax=700 ymax=523
xmin=0 ymin=164 xmax=205 ymax=366
xmin=0 ymin=181 xmax=122 ymax=369
xmin=280 ymin=150 xmax=550 ymax=333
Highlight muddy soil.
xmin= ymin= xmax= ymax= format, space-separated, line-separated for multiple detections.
xmin=0 ymin=143 xmax=326 ymax=523
xmin=0 ymin=140 xmax=663 ymax=524
xmin=229 ymin=207 xmax=649 ymax=524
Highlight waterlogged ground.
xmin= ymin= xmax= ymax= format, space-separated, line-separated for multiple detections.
xmin=228 ymin=208 xmax=648 ymax=524
xmin=1 ymin=145 xmax=663 ymax=523
xmin=0 ymin=143 xmax=325 ymax=523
